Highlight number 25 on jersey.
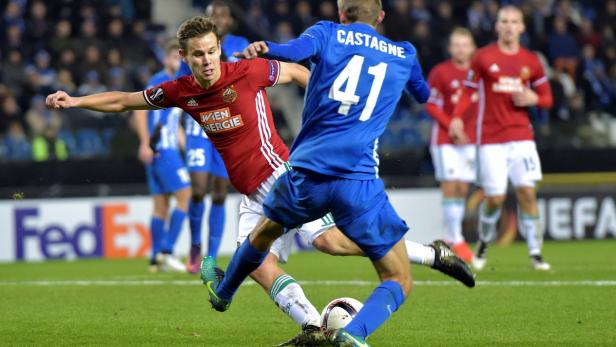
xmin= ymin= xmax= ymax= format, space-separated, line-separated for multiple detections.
xmin=328 ymin=55 xmax=388 ymax=122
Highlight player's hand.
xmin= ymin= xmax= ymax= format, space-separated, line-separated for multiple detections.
xmin=46 ymin=90 xmax=76 ymax=110
xmin=512 ymin=87 xmax=539 ymax=107
xmin=448 ymin=117 xmax=470 ymax=145
xmin=233 ymin=41 xmax=269 ymax=60
xmin=138 ymin=142 xmax=154 ymax=165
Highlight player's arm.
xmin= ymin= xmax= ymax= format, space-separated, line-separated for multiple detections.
xmin=276 ymin=62 xmax=310 ymax=88
xmin=234 ymin=22 xmax=327 ymax=62
xmin=512 ymin=78 xmax=553 ymax=108
xmin=133 ymin=109 xmax=154 ymax=164
xmin=406 ymin=58 xmax=430 ymax=104
xmin=424 ymin=69 xmax=452 ymax=129
xmin=46 ymin=90 xmax=156 ymax=112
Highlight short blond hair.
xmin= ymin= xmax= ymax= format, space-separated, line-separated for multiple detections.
xmin=337 ymin=0 xmax=382 ymax=24
xmin=449 ymin=27 xmax=475 ymax=43
xmin=497 ymin=5 xmax=524 ymax=22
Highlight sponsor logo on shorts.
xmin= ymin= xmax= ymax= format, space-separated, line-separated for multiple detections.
xmin=148 ymin=87 xmax=164 ymax=103
xmin=199 ymin=107 xmax=243 ymax=133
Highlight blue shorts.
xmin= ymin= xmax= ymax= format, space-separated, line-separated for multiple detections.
xmin=186 ymin=136 xmax=228 ymax=178
xmin=263 ymin=169 xmax=409 ymax=260
xmin=146 ymin=149 xmax=191 ymax=195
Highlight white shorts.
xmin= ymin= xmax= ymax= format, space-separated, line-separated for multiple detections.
xmin=237 ymin=166 xmax=334 ymax=263
xmin=478 ymin=140 xmax=542 ymax=196
xmin=430 ymin=144 xmax=477 ymax=182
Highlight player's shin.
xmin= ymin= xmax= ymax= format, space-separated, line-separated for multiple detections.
xmin=207 ymin=203 xmax=225 ymax=258
xmin=161 ymin=208 xmax=188 ymax=253
xmin=270 ymin=274 xmax=321 ymax=328
xmin=478 ymin=201 xmax=501 ymax=244
xmin=150 ymin=217 xmax=165 ymax=263
xmin=443 ymin=198 xmax=466 ymax=244
xmin=518 ymin=209 xmax=543 ymax=256
xmin=189 ymin=201 xmax=205 ymax=246
xmin=404 ymin=240 xmax=435 ymax=266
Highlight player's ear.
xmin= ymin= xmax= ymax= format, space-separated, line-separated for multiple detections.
xmin=375 ymin=10 xmax=385 ymax=26
xmin=179 ymin=48 xmax=187 ymax=61
xmin=338 ymin=10 xmax=348 ymax=24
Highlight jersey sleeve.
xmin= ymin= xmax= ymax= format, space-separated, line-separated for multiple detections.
xmin=452 ymin=55 xmax=482 ymax=118
xmin=406 ymin=57 xmax=430 ymax=103
xmin=247 ymin=58 xmax=281 ymax=88
xmin=265 ymin=21 xmax=330 ymax=62
xmin=425 ymin=67 xmax=451 ymax=128
xmin=529 ymin=54 xmax=553 ymax=109
xmin=143 ymin=79 xmax=179 ymax=109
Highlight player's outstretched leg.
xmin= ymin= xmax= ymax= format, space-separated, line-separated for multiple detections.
xmin=188 ymin=171 xmax=209 ymax=274
xmin=206 ymin=175 xmax=227 ymax=259
xmin=474 ymin=199 xmax=502 ymax=270
xmin=330 ymin=239 xmax=411 ymax=346
xmin=311 ymin=228 xmax=474 ymax=287
xmin=201 ymin=217 xmax=284 ymax=311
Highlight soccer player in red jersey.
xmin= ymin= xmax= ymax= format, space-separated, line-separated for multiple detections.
xmin=452 ymin=5 xmax=553 ymax=271
xmin=47 ymin=16 xmax=473 ymax=344
xmin=425 ymin=28 xmax=478 ymax=262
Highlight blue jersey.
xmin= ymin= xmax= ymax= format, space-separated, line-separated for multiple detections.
xmin=177 ymin=34 xmax=250 ymax=140
xmin=147 ymin=70 xmax=182 ymax=151
xmin=266 ymin=21 xmax=430 ymax=179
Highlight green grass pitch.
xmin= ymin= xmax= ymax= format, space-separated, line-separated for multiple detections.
xmin=1 ymin=240 xmax=615 ymax=346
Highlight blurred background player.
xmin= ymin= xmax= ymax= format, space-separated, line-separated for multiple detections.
xmin=133 ymin=40 xmax=190 ymax=273
xmin=452 ymin=5 xmax=553 ymax=271
xmin=178 ymin=1 xmax=250 ymax=273
xmin=425 ymin=28 xmax=478 ymax=263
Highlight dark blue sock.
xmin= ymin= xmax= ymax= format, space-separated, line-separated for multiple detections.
xmin=207 ymin=203 xmax=225 ymax=258
xmin=161 ymin=209 xmax=187 ymax=253
xmin=150 ymin=217 xmax=165 ymax=262
xmin=189 ymin=201 xmax=205 ymax=245
xmin=217 ymin=239 xmax=268 ymax=301
xmin=344 ymin=281 xmax=405 ymax=338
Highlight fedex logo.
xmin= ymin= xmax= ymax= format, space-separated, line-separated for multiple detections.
xmin=15 ymin=204 xmax=150 ymax=261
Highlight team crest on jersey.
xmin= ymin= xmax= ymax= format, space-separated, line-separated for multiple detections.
xmin=148 ymin=87 xmax=164 ymax=103
xmin=222 ymin=85 xmax=237 ymax=103
xmin=520 ymin=66 xmax=531 ymax=79
xmin=199 ymin=107 xmax=244 ymax=133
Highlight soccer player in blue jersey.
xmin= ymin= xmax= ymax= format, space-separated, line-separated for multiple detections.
xmin=202 ymin=0 xmax=438 ymax=345
xmin=178 ymin=1 xmax=251 ymax=273
xmin=134 ymin=40 xmax=190 ymax=273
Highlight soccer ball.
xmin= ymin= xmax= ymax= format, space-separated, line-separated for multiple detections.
xmin=320 ymin=297 xmax=364 ymax=332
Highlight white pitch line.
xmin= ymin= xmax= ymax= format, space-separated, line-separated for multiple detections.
xmin=1 ymin=279 xmax=616 ymax=287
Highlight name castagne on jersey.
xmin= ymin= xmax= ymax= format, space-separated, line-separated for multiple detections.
xmin=336 ymin=29 xmax=406 ymax=58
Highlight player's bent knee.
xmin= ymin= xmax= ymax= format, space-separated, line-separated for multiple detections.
xmin=486 ymin=195 xmax=506 ymax=209
xmin=312 ymin=236 xmax=339 ymax=255
xmin=211 ymin=192 xmax=226 ymax=205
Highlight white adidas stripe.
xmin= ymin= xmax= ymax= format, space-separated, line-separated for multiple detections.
xmin=255 ymin=90 xmax=285 ymax=168
xmin=1 ymin=279 xmax=615 ymax=287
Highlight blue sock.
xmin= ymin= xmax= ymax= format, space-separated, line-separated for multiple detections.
xmin=344 ymin=281 xmax=406 ymax=338
xmin=161 ymin=209 xmax=187 ymax=253
xmin=150 ymin=217 xmax=165 ymax=262
xmin=217 ymin=239 xmax=268 ymax=301
xmin=189 ymin=201 xmax=205 ymax=246
xmin=207 ymin=203 xmax=225 ymax=258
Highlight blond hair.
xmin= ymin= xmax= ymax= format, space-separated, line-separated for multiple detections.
xmin=337 ymin=0 xmax=382 ymax=24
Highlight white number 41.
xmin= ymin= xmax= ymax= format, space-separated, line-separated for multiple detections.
xmin=328 ymin=55 xmax=388 ymax=121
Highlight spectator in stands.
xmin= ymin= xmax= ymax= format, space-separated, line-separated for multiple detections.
xmin=54 ymin=69 xmax=76 ymax=94
xmin=317 ymin=1 xmax=337 ymax=22
xmin=577 ymin=17 xmax=599 ymax=50
xmin=25 ymin=1 xmax=50 ymax=50
xmin=598 ymin=0 xmax=616 ymax=33
xmin=554 ymin=0 xmax=582 ymax=28
xmin=410 ymin=0 xmax=431 ymax=22
xmin=4 ymin=121 xmax=31 ymax=161
xmin=431 ymin=1 xmax=456 ymax=41
xmin=56 ymin=48 xmax=80 ymax=84
xmin=2 ymin=25 xmax=27 ymax=57
xmin=31 ymin=50 xmax=56 ymax=89
xmin=274 ymin=21 xmax=295 ymax=43
xmin=0 ymin=93 xmax=25 ymax=134
xmin=245 ymin=4 xmax=271 ymax=37
xmin=105 ymin=18 xmax=132 ymax=53
xmin=547 ymin=16 xmax=580 ymax=80
xmin=467 ymin=1 xmax=493 ymax=45
xmin=77 ymin=19 xmax=104 ymax=52
xmin=291 ymin=1 xmax=316 ymax=36
xmin=32 ymin=125 xmax=68 ymax=162
xmin=580 ymin=44 xmax=615 ymax=112
xmin=77 ymin=45 xmax=107 ymax=84
xmin=21 ymin=67 xmax=53 ymax=109
xmin=123 ymin=20 xmax=154 ymax=65
xmin=3 ymin=1 xmax=25 ymax=32
xmin=26 ymin=95 xmax=63 ymax=140
xmin=1 ymin=50 xmax=26 ymax=99
xmin=411 ymin=20 xmax=441 ymax=73
xmin=384 ymin=0 xmax=413 ymax=42
xmin=48 ymin=20 xmax=75 ymax=60
xmin=77 ymin=70 xmax=107 ymax=96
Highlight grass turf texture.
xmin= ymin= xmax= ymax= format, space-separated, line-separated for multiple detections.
xmin=1 ymin=240 xmax=615 ymax=346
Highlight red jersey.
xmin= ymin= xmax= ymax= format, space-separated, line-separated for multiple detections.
xmin=143 ymin=58 xmax=288 ymax=195
xmin=426 ymin=60 xmax=478 ymax=145
xmin=455 ymin=43 xmax=552 ymax=144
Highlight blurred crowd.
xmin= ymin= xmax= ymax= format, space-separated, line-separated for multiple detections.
xmin=1 ymin=0 xmax=616 ymax=163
